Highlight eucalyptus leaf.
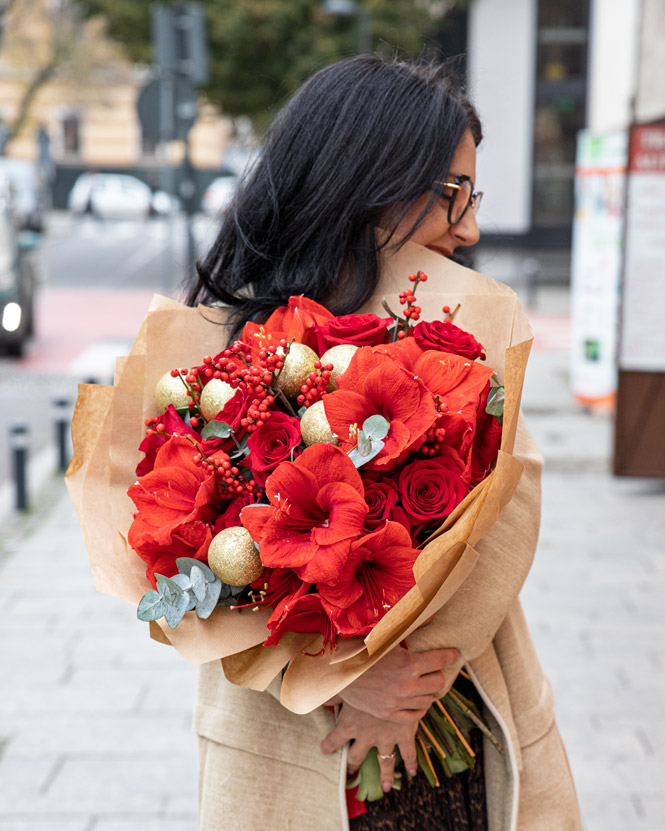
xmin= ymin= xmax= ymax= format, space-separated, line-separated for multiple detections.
xmin=158 ymin=582 xmax=173 ymax=605
xmin=486 ymin=385 xmax=505 ymax=418
xmin=219 ymin=582 xmax=232 ymax=600
xmin=297 ymin=405 xmax=308 ymax=418
xmin=196 ymin=578 xmax=222 ymax=619
xmin=165 ymin=590 xmax=190 ymax=628
xmin=170 ymin=573 xmax=192 ymax=591
xmin=137 ymin=590 xmax=167 ymax=622
xmin=230 ymin=583 xmax=247 ymax=597
xmin=201 ymin=420 xmax=234 ymax=441
xmin=155 ymin=573 xmax=184 ymax=595
xmin=357 ymin=431 xmax=372 ymax=457
xmin=190 ymin=566 xmax=207 ymax=602
xmin=348 ymin=438 xmax=385 ymax=468
xmin=362 ymin=414 xmax=389 ymax=441
xmin=176 ymin=557 xmax=216 ymax=583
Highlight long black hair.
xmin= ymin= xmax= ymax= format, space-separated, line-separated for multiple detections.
xmin=187 ymin=54 xmax=481 ymax=338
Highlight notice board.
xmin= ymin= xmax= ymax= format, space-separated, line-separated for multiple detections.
xmin=615 ymin=122 xmax=665 ymax=476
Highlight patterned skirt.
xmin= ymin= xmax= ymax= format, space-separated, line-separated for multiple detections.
xmin=349 ymin=682 xmax=488 ymax=831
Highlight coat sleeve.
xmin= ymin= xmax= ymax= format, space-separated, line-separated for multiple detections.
xmin=405 ymin=411 xmax=544 ymax=661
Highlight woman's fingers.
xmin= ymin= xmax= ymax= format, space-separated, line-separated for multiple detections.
xmin=415 ymin=647 xmax=460 ymax=674
xmin=398 ymin=737 xmax=418 ymax=777
xmin=377 ymin=746 xmax=397 ymax=792
xmin=347 ymin=738 xmax=372 ymax=772
xmin=320 ymin=722 xmax=352 ymax=755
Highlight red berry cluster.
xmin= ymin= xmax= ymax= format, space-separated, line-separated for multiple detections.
xmin=168 ymin=367 xmax=204 ymax=414
xmin=394 ymin=271 xmax=428 ymax=339
xmin=193 ymin=447 xmax=261 ymax=500
xmin=420 ymin=421 xmax=447 ymax=456
xmin=144 ymin=415 xmax=168 ymax=438
xmin=297 ymin=361 xmax=334 ymax=407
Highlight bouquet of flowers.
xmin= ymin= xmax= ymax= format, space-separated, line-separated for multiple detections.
xmin=67 ymin=244 xmax=532 ymax=804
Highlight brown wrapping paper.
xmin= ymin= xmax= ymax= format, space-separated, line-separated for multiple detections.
xmin=66 ymin=240 xmax=531 ymax=714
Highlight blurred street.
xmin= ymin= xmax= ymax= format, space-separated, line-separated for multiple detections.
xmin=0 ymin=219 xmax=663 ymax=830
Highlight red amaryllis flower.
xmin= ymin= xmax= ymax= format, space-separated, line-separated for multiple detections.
xmin=264 ymin=592 xmax=338 ymax=649
xmin=374 ymin=337 xmax=423 ymax=372
xmin=129 ymin=521 xmax=213 ymax=586
xmin=128 ymin=437 xmax=220 ymax=548
xmin=413 ymin=319 xmax=486 ymax=360
xmin=240 ymin=443 xmax=368 ymax=585
xmin=313 ymin=313 xmax=392 ymax=354
xmin=323 ymin=348 xmax=437 ymax=469
xmin=242 ymin=295 xmax=333 ymax=355
xmin=412 ymin=350 xmax=495 ymax=408
xmin=136 ymin=405 xmax=198 ymax=476
xmin=246 ymin=411 xmax=302 ymax=486
xmin=397 ymin=454 xmax=467 ymax=524
xmin=319 ymin=522 xmax=419 ymax=635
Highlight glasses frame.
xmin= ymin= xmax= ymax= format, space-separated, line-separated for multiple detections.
xmin=433 ymin=174 xmax=484 ymax=226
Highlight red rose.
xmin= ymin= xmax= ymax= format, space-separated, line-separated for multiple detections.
xmin=469 ymin=385 xmax=503 ymax=487
xmin=201 ymin=388 xmax=250 ymax=454
xmin=246 ymin=412 xmax=302 ymax=486
xmin=413 ymin=319 xmax=486 ymax=360
xmin=313 ymin=313 xmax=392 ymax=354
xmin=215 ymin=490 xmax=256 ymax=531
xmin=361 ymin=475 xmax=399 ymax=531
xmin=397 ymin=455 xmax=467 ymax=523
xmin=241 ymin=443 xmax=368 ymax=585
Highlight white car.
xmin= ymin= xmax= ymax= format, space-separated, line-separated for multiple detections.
xmin=68 ymin=173 xmax=156 ymax=220
xmin=202 ymin=176 xmax=238 ymax=216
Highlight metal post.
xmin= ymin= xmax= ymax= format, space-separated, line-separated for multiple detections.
xmin=10 ymin=422 xmax=28 ymax=512
xmin=53 ymin=397 xmax=71 ymax=473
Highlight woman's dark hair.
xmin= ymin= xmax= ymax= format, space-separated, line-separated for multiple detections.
xmin=187 ymin=54 xmax=482 ymax=338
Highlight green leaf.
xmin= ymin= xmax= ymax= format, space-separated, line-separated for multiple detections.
xmin=164 ymin=590 xmax=190 ymax=628
xmin=196 ymin=578 xmax=222 ymax=619
xmin=362 ymin=415 xmax=390 ymax=441
xmin=176 ymin=557 xmax=216 ymax=583
xmin=486 ymin=385 xmax=505 ymax=418
xmin=347 ymin=438 xmax=385 ymax=469
xmin=355 ymin=747 xmax=385 ymax=802
xmin=357 ymin=431 xmax=372 ymax=457
xmin=201 ymin=420 xmax=234 ymax=441
xmin=190 ymin=566 xmax=207 ymax=602
xmin=137 ymin=590 xmax=167 ymax=622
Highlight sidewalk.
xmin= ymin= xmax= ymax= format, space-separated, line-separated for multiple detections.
xmin=1 ymin=301 xmax=664 ymax=830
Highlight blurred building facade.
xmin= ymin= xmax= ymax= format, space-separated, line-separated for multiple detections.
xmin=0 ymin=0 xmax=232 ymax=205
xmin=446 ymin=0 xmax=644 ymax=249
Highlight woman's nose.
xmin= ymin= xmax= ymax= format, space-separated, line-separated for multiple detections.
xmin=452 ymin=208 xmax=480 ymax=247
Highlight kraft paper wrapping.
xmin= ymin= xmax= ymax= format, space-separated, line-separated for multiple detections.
xmin=66 ymin=240 xmax=532 ymax=712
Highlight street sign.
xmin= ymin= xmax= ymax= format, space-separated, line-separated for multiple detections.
xmin=151 ymin=4 xmax=209 ymax=85
xmin=137 ymin=77 xmax=198 ymax=142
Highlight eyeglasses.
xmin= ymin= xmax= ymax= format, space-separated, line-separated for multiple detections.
xmin=433 ymin=174 xmax=484 ymax=226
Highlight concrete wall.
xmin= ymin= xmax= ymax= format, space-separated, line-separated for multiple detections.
xmin=468 ymin=0 xmax=537 ymax=234
xmin=587 ymin=0 xmax=641 ymax=133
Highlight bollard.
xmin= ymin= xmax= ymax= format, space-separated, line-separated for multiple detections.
xmin=9 ymin=422 xmax=28 ymax=512
xmin=52 ymin=397 xmax=72 ymax=473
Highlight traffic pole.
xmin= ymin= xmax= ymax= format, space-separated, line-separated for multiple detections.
xmin=10 ymin=422 xmax=28 ymax=512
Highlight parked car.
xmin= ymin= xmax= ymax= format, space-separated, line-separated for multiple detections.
xmin=0 ymin=158 xmax=48 ymax=233
xmin=0 ymin=176 xmax=37 ymax=356
xmin=68 ymin=173 xmax=155 ymax=220
xmin=202 ymin=175 xmax=238 ymax=216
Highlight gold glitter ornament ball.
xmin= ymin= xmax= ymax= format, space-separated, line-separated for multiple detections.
xmin=300 ymin=400 xmax=337 ymax=446
xmin=154 ymin=370 xmax=191 ymax=412
xmin=275 ymin=342 xmax=319 ymax=398
xmin=200 ymin=378 xmax=236 ymax=421
xmin=320 ymin=344 xmax=358 ymax=389
xmin=207 ymin=527 xmax=264 ymax=586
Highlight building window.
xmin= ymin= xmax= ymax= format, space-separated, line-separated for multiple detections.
xmin=62 ymin=112 xmax=81 ymax=156
xmin=532 ymin=0 xmax=590 ymax=229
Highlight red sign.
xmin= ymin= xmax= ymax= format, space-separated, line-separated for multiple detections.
xmin=629 ymin=123 xmax=665 ymax=173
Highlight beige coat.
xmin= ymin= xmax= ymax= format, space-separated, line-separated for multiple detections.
xmin=194 ymin=251 xmax=582 ymax=831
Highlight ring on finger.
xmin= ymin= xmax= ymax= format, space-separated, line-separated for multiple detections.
xmin=377 ymin=751 xmax=396 ymax=761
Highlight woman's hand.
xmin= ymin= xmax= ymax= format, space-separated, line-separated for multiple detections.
xmin=330 ymin=646 xmax=460 ymax=724
xmin=320 ymin=702 xmax=420 ymax=793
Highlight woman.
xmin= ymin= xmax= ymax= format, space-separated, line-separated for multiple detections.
xmin=188 ymin=55 xmax=581 ymax=830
